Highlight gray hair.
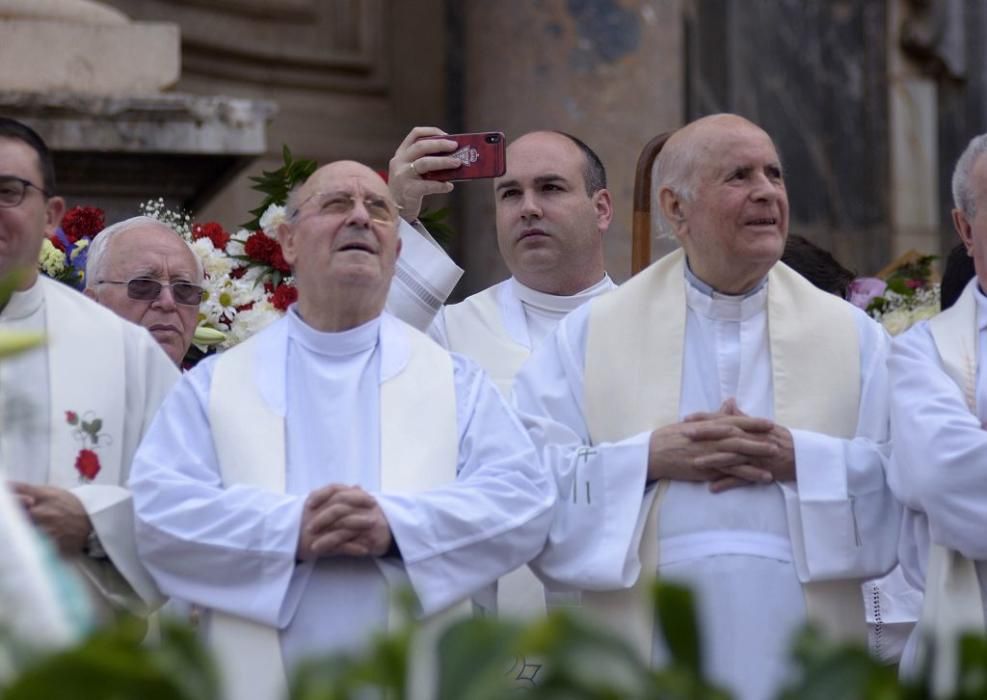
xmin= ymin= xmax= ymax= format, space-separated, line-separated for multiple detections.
xmin=84 ymin=215 xmax=203 ymax=288
xmin=653 ymin=140 xmax=698 ymax=240
xmin=952 ymin=133 xmax=987 ymax=219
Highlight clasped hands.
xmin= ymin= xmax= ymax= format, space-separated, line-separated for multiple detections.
xmin=296 ymin=484 xmax=394 ymax=562
xmin=9 ymin=482 xmax=93 ymax=556
xmin=647 ymin=399 xmax=796 ymax=493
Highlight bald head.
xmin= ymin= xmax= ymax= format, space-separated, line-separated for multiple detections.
xmin=287 ymin=160 xmax=392 ymax=217
xmin=656 ymin=113 xmax=788 ymax=294
xmin=278 ymin=158 xmax=402 ymax=331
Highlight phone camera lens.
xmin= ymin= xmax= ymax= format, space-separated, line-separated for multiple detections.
xmin=485 ymin=134 xmax=501 ymax=144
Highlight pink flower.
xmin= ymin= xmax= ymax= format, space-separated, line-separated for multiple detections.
xmin=848 ymin=277 xmax=887 ymax=310
xmin=65 ymin=410 xmax=78 ymax=424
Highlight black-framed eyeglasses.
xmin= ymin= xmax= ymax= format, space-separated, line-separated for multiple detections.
xmin=0 ymin=175 xmax=51 ymax=208
xmin=97 ymin=277 xmax=205 ymax=306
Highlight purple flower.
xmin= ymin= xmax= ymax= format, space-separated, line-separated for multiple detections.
xmin=848 ymin=277 xmax=887 ymax=310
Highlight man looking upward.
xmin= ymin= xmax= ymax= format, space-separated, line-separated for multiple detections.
xmin=515 ymin=113 xmax=899 ymax=700
xmin=130 ymin=160 xmax=555 ymax=700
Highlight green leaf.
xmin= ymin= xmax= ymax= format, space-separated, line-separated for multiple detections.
xmin=654 ymin=581 xmax=703 ymax=678
xmin=241 ymin=146 xmax=318 ymax=231
xmin=89 ymin=418 xmax=103 ymax=434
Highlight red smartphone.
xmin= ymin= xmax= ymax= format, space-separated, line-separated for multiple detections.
xmin=421 ymin=131 xmax=506 ymax=181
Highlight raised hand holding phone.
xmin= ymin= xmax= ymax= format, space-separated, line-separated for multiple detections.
xmin=421 ymin=131 xmax=506 ymax=182
xmin=388 ymin=126 xmax=461 ymax=221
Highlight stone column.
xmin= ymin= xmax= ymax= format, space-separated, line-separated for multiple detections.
xmin=458 ymin=0 xmax=683 ymax=290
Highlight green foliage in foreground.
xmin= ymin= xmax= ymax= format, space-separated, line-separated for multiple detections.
xmin=5 ymin=582 xmax=987 ymax=699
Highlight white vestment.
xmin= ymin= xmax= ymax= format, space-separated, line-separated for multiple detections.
xmin=515 ymin=254 xmax=898 ymax=700
xmin=431 ymin=275 xmax=614 ymax=619
xmin=386 ymin=219 xmax=464 ymax=331
xmin=0 ymin=277 xmax=178 ymax=616
xmin=130 ymin=308 xmax=555 ymax=698
xmin=888 ymin=278 xmax=987 ymax=686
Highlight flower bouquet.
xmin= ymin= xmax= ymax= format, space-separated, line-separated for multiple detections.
xmin=851 ymin=251 xmax=941 ymax=335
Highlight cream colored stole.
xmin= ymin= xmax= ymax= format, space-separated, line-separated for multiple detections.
xmin=923 ymin=278 xmax=985 ymax=697
xmin=583 ymin=248 xmax=863 ymax=661
xmin=208 ymin=317 xmax=462 ymax=700
xmin=443 ymin=283 xmax=530 ymax=395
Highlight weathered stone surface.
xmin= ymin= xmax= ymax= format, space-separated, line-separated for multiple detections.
xmin=458 ymin=0 xmax=684 ymax=287
xmin=0 ymin=0 xmax=128 ymax=24
xmin=0 ymin=19 xmax=179 ymax=94
xmin=1 ymin=91 xmax=276 ymax=221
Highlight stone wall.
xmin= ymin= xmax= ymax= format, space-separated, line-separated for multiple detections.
xmin=103 ymin=0 xmax=448 ymax=234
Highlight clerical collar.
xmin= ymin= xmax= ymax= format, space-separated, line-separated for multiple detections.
xmin=683 ymin=261 xmax=767 ymax=299
xmin=0 ymin=278 xmax=44 ymax=321
xmin=684 ymin=261 xmax=767 ymax=322
xmin=286 ymin=304 xmax=380 ymax=357
xmin=510 ymin=275 xmax=614 ymax=314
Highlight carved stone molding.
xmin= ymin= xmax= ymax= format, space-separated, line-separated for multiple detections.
xmin=109 ymin=0 xmax=388 ymax=92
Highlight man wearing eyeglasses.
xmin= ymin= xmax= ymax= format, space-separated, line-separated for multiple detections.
xmin=129 ymin=159 xmax=555 ymax=700
xmin=83 ymin=216 xmax=204 ymax=366
xmin=0 ymin=117 xmax=179 ymax=620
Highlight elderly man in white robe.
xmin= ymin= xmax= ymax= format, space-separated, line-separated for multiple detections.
xmin=0 ymin=117 xmax=178 ymax=618
xmin=129 ymin=159 xmax=556 ymax=700
xmin=514 ymin=113 xmax=900 ymax=700
xmin=888 ymin=132 xmax=987 ymax=693
xmin=83 ymin=216 xmax=204 ymax=366
xmin=389 ymin=127 xmax=616 ymax=624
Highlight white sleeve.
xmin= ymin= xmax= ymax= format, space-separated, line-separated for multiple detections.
xmin=129 ymin=361 xmax=305 ymax=628
xmin=887 ymin=322 xmax=987 ymax=560
xmin=512 ymin=306 xmax=653 ymax=591
xmin=375 ymin=356 xmax=555 ymax=614
xmin=780 ymin=312 xmax=899 ymax=582
xmin=387 ymin=219 xmax=463 ymax=332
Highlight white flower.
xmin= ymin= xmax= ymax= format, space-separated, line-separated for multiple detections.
xmin=259 ymin=205 xmax=286 ymax=239
xmin=192 ymin=238 xmax=235 ymax=281
xmin=226 ymin=231 xmax=249 ymax=257
xmin=222 ymin=301 xmax=280 ymax=349
xmin=38 ymin=239 xmax=66 ymax=277
xmin=881 ymin=308 xmax=913 ymax=336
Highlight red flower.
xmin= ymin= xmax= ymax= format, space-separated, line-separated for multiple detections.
xmin=270 ymin=247 xmax=291 ymax=273
xmin=244 ymin=231 xmax=278 ymax=264
xmin=192 ymin=222 xmax=230 ymax=250
xmin=271 ymin=283 xmax=298 ymax=311
xmin=75 ymin=449 xmax=101 ymax=481
xmin=65 ymin=410 xmax=78 ymax=424
xmin=230 ymin=266 xmax=247 ymax=280
xmin=48 ymin=234 xmax=66 ymax=253
xmin=61 ymin=206 xmax=106 ymax=243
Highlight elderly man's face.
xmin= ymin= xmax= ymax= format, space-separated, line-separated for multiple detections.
xmin=955 ymin=151 xmax=987 ymax=290
xmin=0 ymin=137 xmax=64 ymax=287
xmin=494 ymin=132 xmax=610 ymax=295
xmin=280 ymin=161 xmax=401 ymax=306
xmin=673 ymin=121 xmax=789 ymax=291
xmin=87 ymin=224 xmax=200 ymax=365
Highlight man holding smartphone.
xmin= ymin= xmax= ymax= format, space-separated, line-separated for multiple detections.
xmin=388 ymin=126 xmax=616 ymax=395
xmin=386 ymin=126 xmax=616 ymax=627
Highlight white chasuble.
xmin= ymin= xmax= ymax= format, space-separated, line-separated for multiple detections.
xmin=911 ymin=279 xmax=985 ymax=696
xmin=582 ymin=248 xmax=865 ymax=661
xmin=1 ymin=278 xmax=176 ymax=616
xmin=207 ymin=313 xmax=462 ymax=700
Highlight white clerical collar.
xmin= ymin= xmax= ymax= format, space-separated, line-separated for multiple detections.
xmin=1 ymin=277 xmax=44 ymax=321
xmin=510 ymin=274 xmax=614 ymax=314
xmin=684 ymin=261 xmax=767 ymax=322
xmin=286 ymin=304 xmax=380 ymax=357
